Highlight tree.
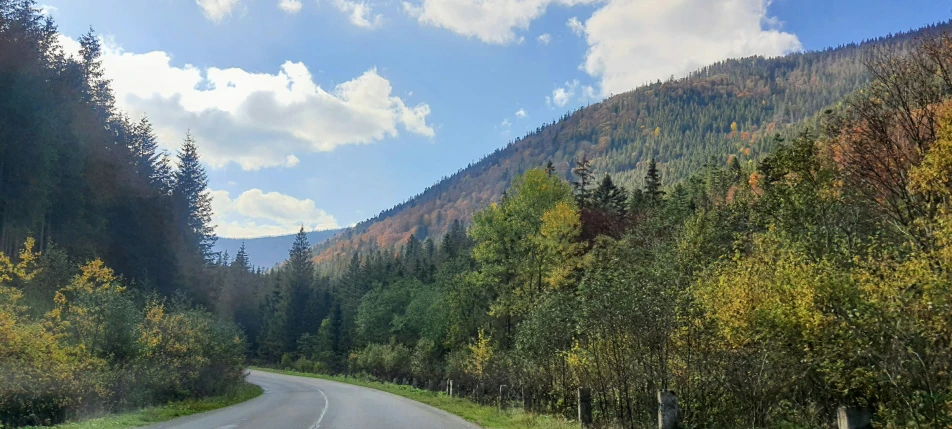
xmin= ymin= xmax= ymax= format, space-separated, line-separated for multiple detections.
xmin=172 ymin=132 xmax=216 ymax=261
xmin=644 ymin=158 xmax=664 ymax=204
xmin=283 ymin=227 xmax=315 ymax=351
xmin=571 ymin=155 xmax=595 ymax=208
xmin=592 ymin=174 xmax=628 ymax=215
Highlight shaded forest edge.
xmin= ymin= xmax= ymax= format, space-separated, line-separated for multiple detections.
xmin=1 ymin=2 xmax=249 ymax=427
xmin=246 ymin=31 xmax=952 ymax=428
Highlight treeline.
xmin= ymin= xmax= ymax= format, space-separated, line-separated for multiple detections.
xmin=0 ymin=2 xmax=249 ymax=427
xmin=252 ymin=32 xmax=952 ymax=427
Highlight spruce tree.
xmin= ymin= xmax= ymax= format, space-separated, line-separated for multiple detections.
xmin=233 ymin=242 xmax=250 ymax=272
xmin=172 ymin=132 xmax=217 ymax=262
xmin=644 ymin=158 xmax=664 ymax=204
xmin=131 ymin=117 xmax=173 ymax=194
xmin=593 ymin=174 xmax=628 ymax=215
xmin=572 ymin=154 xmax=595 ymax=208
xmin=284 ymin=227 xmax=315 ymax=351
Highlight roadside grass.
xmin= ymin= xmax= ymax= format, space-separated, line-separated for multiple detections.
xmin=253 ymin=367 xmax=579 ymax=429
xmin=26 ymin=382 xmax=263 ymax=429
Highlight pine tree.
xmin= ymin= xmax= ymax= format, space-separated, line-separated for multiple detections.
xmin=284 ymin=227 xmax=315 ymax=351
xmin=131 ymin=117 xmax=173 ymax=193
xmin=644 ymin=158 xmax=664 ymax=204
xmin=233 ymin=242 xmax=250 ymax=272
xmin=78 ymin=29 xmax=115 ymax=120
xmin=593 ymin=174 xmax=628 ymax=215
xmin=572 ymin=154 xmax=595 ymax=208
xmin=173 ymin=132 xmax=217 ymax=261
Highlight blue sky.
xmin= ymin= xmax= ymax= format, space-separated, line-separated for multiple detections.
xmin=45 ymin=0 xmax=951 ymax=238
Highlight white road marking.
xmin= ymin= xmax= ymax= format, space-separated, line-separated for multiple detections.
xmin=307 ymin=383 xmax=329 ymax=429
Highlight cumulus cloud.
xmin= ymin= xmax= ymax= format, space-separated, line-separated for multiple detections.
xmin=196 ymin=0 xmax=240 ymax=22
xmin=335 ymin=0 xmax=383 ymax=28
xmin=537 ymin=33 xmax=551 ymax=45
xmin=546 ymin=79 xmax=595 ymax=108
xmin=38 ymin=4 xmax=57 ymax=15
xmin=60 ymin=36 xmax=432 ymax=170
xmin=580 ymin=0 xmax=801 ymax=95
xmin=211 ymin=189 xmax=339 ymax=238
xmin=278 ymin=0 xmax=303 ymax=13
xmin=515 ymin=108 xmax=527 ymax=118
xmin=402 ymin=0 xmax=598 ymax=44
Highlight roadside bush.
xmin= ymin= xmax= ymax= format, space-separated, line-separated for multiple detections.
xmin=0 ymin=240 xmax=247 ymax=428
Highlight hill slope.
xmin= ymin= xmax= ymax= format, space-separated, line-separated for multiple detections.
xmin=314 ymin=21 xmax=952 ymax=265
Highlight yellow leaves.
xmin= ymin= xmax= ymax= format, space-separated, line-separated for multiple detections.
xmin=539 ymin=201 xmax=583 ymax=289
xmin=64 ymin=259 xmax=122 ymax=294
xmin=465 ymin=329 xmax=494 ymax=379
xmin=0 ymin=237 xmax=41 ymax=284
xmin=909 ymin=101 xmax=952 ymax=198
xmin=693 ymin=235 xmax=844 ymax=349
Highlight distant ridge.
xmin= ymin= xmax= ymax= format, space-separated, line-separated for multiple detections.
xmin=215 ymin=229 xmax=342 ymax=269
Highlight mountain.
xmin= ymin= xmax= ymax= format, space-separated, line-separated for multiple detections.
xmin=313 ymin=21 xmax=952 ymax=266
xmin=215 ymin=229 xmax=342 ymax=269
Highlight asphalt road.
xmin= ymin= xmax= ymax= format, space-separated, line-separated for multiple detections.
xmin=145 ymin=369 xmax=478 ymax=429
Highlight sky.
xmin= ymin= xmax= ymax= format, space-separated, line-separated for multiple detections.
xmin=44 ymin=0 xmax=952 ymax=238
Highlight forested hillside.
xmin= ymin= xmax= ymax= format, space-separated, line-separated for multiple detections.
xmin=315 ymin=20 xmax=952 ymax=266
xmin=255 ymin=29 xmax=952 ymax=427
xmin=0 ymin=2 xmax=251 ymax=427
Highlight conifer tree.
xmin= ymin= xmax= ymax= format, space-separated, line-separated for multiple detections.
xmin=173 ymin=132 xmax=217 ymax=261
xmin=284 ymin=227 xmax=315 ymax=351
xmin=644 ymin=158 xmax=664 ymax=204
xmin=572 ymin=154 xmax=595 ymax=208
xmin=233 ymin=242 xmax=250 ymax=272
xmin=593 ymin=174 xmax=628 ymax=215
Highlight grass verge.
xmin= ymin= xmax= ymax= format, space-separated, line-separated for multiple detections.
xmin=253 ymin=367 xmax=578 ymax=429
xmin=29 ymin=382 xmax=263 ymax=429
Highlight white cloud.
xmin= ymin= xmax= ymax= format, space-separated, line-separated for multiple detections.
xmin=196 ymin=0 xmax=240 ymax=22
xmin=278 ymin=0 xmax=303 ymax=13
xmin=545 ymin=79 xmax=595 ymax=108
xmin=515 ymin=108 xmax=527 ymax=118
xmin=335 ymin=0 xmax=383 ymax=28
xmin=211 ymin=189 xmax=339 ymax=238
xmin=566 ymin=16 xmax=583 ymax=36
xmin=57 ymin=34 xmax=81 ymax=59
xmin=537 ymin=33 xmax=551 ymax=45
xmin=501 ymin=118 xmax=511 ymax=127
xmin=38 ymin=4 xmax=57 ymax=15
xmin=402 ymin=0 xmax=599 ymax=44
xmin=62 ymin=36 xmax=432 ymax=170
xmin=581 ymin=0 xmax=801 ymax=95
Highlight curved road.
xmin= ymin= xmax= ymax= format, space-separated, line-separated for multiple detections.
xmin=145 ymin=370 xmax=477 ymax=429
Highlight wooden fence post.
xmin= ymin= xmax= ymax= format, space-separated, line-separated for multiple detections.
xmin=578 ymin=387 xmax=592 ymax=427
xmin=499 ymin=385 xmax=507 ymax=410
xmin=523 ymin=387 xmax=533 ymax=413
xmin=837 ymin=406 xmax=873 ymax=429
